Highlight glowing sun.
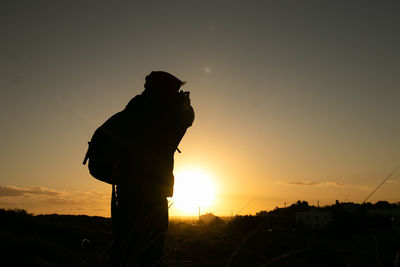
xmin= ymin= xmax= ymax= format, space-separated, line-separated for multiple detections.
xmin=171 ymin=169 xmax=216 ymax=214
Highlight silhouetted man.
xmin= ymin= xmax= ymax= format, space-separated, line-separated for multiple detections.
xmin=109 ymin=71 xmax=194 ymax=266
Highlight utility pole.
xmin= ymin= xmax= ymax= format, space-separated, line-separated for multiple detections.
xmin=198 ymin=206 xmax=201 ymax=221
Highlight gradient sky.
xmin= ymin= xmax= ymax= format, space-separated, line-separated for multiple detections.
xmin=1 ymin=1 xmax=399 ymax=217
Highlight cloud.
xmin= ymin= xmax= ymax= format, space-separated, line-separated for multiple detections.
xmin=277 ymin=180 xmax=321 ymax=186
xmin=276 ymin=180 xmax=345 ymax=187
xmin=276 ymin=180 xmax=373 ymax=191
xmin=0 ymin=185 xmax=110 ymax=217
xmin=387 ymin=179 xmax=399 ymax=185
xmin=0 ymin=185 xmax=60 ymax=197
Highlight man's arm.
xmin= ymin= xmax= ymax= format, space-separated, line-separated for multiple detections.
xmin=172 ymin=92 xmax=195 ymax=151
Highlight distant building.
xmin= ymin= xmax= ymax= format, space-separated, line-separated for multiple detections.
xmin=199 ymin=213 xmax=218 ymax=224
xmin=296 ymin=209 xmax=332 ymax=228
xmin=256 ymin=210 xmax=268 ymax=217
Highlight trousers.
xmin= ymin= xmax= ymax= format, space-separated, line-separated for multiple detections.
xmin=109 ymin=183 xmax=168 ymax=266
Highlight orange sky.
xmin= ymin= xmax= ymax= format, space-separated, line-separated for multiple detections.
xmin=1 ymin=1 xmax=399 ymax=217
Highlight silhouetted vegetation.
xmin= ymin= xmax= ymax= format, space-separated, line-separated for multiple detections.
xmin=0 ymin=209 xmax=111 ymax=266
xmin=1 ymin=201 xmax=399 ymax=266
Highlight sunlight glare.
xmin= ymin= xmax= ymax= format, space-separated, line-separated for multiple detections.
xmin=171 ymin=169 xmax=216 ymax=214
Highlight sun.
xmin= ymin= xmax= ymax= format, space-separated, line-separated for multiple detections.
xmin=171 ymin=169 xmax=216 ymax=215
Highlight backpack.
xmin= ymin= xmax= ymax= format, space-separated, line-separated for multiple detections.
xmin=83 ymin=111 xmax=126 ymax=184
xmin=83 ymin=92 xmax=193 ymax=185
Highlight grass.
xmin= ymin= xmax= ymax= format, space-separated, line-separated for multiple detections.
xmin=1 ymin=208 xmax=399 ymax=266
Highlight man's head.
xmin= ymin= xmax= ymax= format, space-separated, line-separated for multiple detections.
xmin=144 ymin=71 xmax=185 ymax=100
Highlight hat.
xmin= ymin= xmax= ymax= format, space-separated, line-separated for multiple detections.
xmin=144 ymin=71 xmax=185 ymax=95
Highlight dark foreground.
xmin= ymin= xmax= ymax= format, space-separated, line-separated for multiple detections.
xmin=1 ymin=205 xmax=399 ymax=266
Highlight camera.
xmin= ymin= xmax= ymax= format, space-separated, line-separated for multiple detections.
xmin=176 ymin=90 xmax=191 ymax=109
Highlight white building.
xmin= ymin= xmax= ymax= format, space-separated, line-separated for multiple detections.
xmin=296 ymin=209 xmax=332 ymax=228
xmin=366 ymin=209 xmax=400 ymax=218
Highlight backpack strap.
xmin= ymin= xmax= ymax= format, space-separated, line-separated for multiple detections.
xmin=82 ymin=142 xmax=91 ymax=165
xmin=111 ymin=183 xmax=118 ymax=241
